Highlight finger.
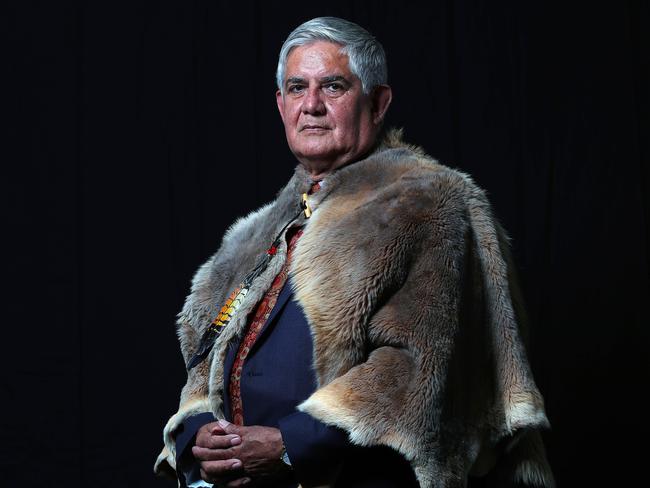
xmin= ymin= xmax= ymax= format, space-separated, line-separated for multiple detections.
xmin=195 ymin=433 xmax=241 ymax=449
xmin=200 ymin=459 xmax=243 ymax=480
xmin=226 ymin=476 xmax=251 ymax=487
xmin=192 ymin=445 xmax=238 ymax=461
xmin=217 ymin=418 xmax=242 ymax=435
xmin=199 ymin=421 xmax=225 ymax=435
xmin=197 ymin=423 xmax=227 ymax=446
xmin=209 ymin=423 xmax=227 ymax=435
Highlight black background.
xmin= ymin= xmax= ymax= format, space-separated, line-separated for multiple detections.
xmin=3 ymin=1 xmax=649 ymax=487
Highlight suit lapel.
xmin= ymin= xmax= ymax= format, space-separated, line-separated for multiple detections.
xmin=249 ymin=280 xmax=293 ymax=353
xmin=222 ymin=279 xmax=294 ymax=416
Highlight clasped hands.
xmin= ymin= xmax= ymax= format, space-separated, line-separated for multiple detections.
xmin=192 ymin=419 xmax=290 ymax=487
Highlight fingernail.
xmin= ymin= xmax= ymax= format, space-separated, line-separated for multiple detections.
xmin=230 ymin=435 xmax=241 ymax=446
xmin=241 ymin=478 xmax=251 ymax=485
xmin=231 ymin=460 xmax=242 ymax=469
xmin=218 ymin=419 xmax=229 ymax=428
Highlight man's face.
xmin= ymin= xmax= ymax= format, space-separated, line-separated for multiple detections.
xmin=276 ymin=41 xmax=391 ymax=177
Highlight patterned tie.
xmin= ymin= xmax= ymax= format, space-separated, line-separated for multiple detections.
xmin=228 ymin=181 xmax=321 ymax=425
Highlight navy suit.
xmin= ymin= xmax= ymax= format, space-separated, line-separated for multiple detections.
xmin=176 ymin=279 xmax=419 ymax=487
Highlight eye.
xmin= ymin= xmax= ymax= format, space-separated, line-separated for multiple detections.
xmin=324 ymin=83 xmax=344 ymax=93
xmin=287 ymin=84 xmax=305 ymax=94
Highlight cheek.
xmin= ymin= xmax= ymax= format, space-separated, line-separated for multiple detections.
xmin=289 ymin=109 xmax=301 ymax=126
xmin=336 ymin=110 xmax=365 ymax=141
xmin=332 ymin=106 xmax=356 ymax=132
xmin=284 ymin=103 xmax=301 ymax=124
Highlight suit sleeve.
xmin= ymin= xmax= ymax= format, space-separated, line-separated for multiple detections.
xmin=175 ymin=412 xmax=217 ymax=488
xmin=279 ymin=411 xmax=420 ymax=488
xmin=278 ymin=411 xmax=351 ymax=486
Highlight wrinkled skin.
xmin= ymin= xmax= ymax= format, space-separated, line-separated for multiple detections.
xmin=276 ymin=41 xmax=392 ymax=180
xmin=193 ymin=420 xmax=290 ymax=487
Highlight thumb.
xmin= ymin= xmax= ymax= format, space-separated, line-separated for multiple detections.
xmin=215 ymin=418 xmax=239 ymax=435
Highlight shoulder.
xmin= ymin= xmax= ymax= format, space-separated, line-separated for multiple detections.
xmin=369 ymin=133 xmax=509 ymax=255
xmin=188 ymin=165 xmax=308 ymax=293
xmin=189 ymin=202 xmax=274 ymax=289
xmin=334 ymin=129 xmax=489 ymax=229
xmin=177 ymin=201 xmax=277 ymax=335
xmin=382 ymin=128 xmax=487 ymax=201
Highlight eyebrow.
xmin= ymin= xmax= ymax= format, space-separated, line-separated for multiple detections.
xmin=320 ymin=75 xmax=348 ymax=84
xmin=285 ymin=75 xmax=351 ymax=87
xmin=286 ymin=77 xmax=306 ymax=86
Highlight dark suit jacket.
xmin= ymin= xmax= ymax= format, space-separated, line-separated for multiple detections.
xmin=176 ymin=280 xmax=419 ymax=488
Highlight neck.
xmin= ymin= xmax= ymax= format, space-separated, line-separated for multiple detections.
xmin=305 ymin=167 xmax=336 ymax=181
xmin=300 ymin=157 xmax=348 ymax=181
xmin=300 ymin=137 xmax=383 ymax=181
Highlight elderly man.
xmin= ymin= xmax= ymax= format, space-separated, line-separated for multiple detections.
xmin=155 ymin=17 xmax=554 ymax=488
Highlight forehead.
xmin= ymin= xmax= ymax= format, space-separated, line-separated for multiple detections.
xmin=284 ymin=41 xmax=353 ymax=79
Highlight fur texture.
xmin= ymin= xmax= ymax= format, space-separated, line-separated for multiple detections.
xmin=154 ymin=130 xmax=554 ymax=488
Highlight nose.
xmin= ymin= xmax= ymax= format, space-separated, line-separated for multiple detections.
xmin=301 ymin=85 xmax=325 ymax=115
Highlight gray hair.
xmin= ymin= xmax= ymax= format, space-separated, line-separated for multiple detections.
xmin=276 ymin=17 xmax=387 ymax=95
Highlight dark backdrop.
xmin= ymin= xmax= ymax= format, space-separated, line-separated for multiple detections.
xmin=3 ymin=1 xmax=648 ymax=487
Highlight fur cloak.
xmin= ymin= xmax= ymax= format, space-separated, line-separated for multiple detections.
xmin=154 ymin=130 xmax=554 ymax=488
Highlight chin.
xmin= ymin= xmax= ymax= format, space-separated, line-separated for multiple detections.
xmin=293 ymin=143 xmax=337 ymax=161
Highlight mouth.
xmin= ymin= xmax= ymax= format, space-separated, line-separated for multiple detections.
xmin=300 ymin=124 xmax=330 ymax=132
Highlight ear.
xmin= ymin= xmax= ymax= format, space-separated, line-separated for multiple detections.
xmin=276 ymin=89 xmax=286 ymax=124
xmin=371 ymin=85 xmax=393 ymax=125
